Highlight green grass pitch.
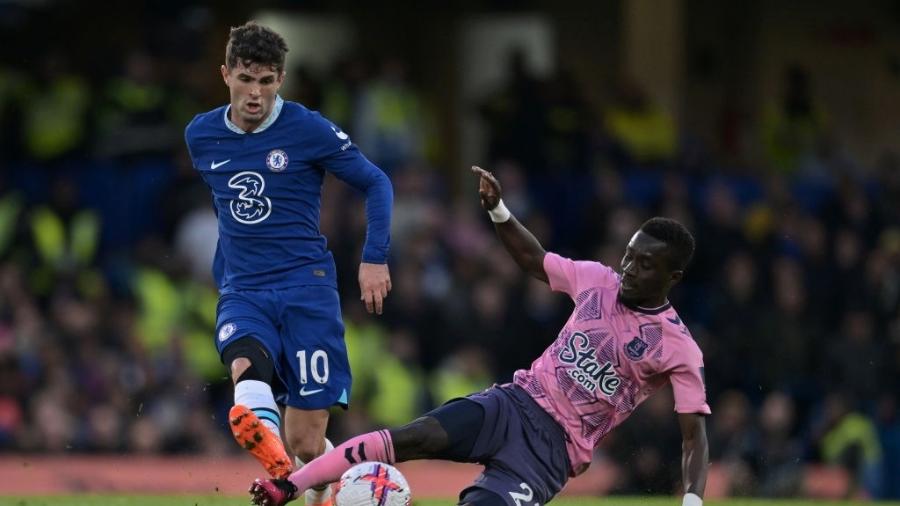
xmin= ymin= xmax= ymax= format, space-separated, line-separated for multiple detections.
xmin=2 ymin=497 xmax=898 ymax=506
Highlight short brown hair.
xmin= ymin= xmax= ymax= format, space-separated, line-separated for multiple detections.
xmin=225 ymin=21 xmax=289 ymax=72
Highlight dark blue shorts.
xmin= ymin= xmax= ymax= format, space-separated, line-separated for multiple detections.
xmin=456 ymin=384 xmax=571 ymax=506
xmin=215 ymin=285 xmax=350 ymax=410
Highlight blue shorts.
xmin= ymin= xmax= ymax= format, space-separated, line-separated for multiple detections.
xmin=215 ymin=285 xmax=350 ymax=410
xmin=456 ymin=385 xmax=571 ymax=506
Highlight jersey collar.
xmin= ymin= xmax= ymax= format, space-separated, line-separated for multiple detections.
xmin=619 ymin=296 xmax=672 ymax=315
xmin=224 ymin=95 xmax=284 ymax=134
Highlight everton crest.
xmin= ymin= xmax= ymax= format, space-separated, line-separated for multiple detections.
xmin=624 ymin=336 xmax=648 ymax=360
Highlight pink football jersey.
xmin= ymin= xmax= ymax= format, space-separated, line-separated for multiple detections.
xmin=513 ymin=252 xmax=710 ymax=476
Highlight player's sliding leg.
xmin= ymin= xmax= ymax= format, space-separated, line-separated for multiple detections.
xmin=224 ymin=338 xmax=293 ymax=479
xmin=251 ymin=400 xmax=484 ymax=505
xmin=251 ymin=428 xmax=396 ymax=506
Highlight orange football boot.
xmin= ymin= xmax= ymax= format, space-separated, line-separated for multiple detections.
xmin=229 ymin=404 xmax=293 ymax=479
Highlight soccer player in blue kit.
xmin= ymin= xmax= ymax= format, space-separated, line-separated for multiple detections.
xmin=184 ymin=22 xmax=393 ymax=506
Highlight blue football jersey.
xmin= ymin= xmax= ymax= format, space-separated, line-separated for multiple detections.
xmin=184 ymin=96 xmax=392 ymax=292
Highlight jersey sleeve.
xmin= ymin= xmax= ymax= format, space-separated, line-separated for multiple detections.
xmin=543 ymin=252 xmax=619 ymax=298
xmin=665 ymin=339 xmax=711 ymax=415
xmin=305 ymin=112 xmax=393 ymax=263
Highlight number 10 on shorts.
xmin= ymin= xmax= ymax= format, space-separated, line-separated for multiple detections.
xmin=297 ymin=349 xmax=329 ymax=385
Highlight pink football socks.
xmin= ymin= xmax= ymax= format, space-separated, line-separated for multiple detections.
xmin=287 ymin=430 xmax=395 ymax=492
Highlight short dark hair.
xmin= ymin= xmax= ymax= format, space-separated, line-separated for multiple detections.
xmin=226 ymin=21 xmax=289 ymax=72
xmin=640 ymin=217 xmax=695 ymax=271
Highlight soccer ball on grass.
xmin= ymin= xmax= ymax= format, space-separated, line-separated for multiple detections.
xmin=334 ymin=462 xmax=412 ymax=506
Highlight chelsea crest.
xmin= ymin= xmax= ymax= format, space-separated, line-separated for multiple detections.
xmin=266 ymin=149 xmax=288 ymax=172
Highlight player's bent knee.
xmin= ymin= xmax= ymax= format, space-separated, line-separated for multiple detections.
xmin=287 ymin=435 xmax=325 ymax=464
xmin=229 ymin=357 xmax=252 ymax=380
xmin=222 ymin=337 xmax=275 ymax=384
xmin=293 ymin=447 xmax=320 ymax=465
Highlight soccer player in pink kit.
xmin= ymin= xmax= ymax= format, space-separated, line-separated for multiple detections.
xmin=250 ymin=166 xmax=710 ymax=506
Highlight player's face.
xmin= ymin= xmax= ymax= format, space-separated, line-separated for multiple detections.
xmin=619 ymin=230 xmax=682 ymax=306
xmin=221 ymin=62 xmax=285 ymax=132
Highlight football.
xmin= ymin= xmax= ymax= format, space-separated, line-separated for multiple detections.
xmin=334 ymin=462 xmax=412 ymax=506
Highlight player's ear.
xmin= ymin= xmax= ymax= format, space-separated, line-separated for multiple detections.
xmin=276 ymin=70 xmax=286 ymax=87
xmin=669 ymin=269 xmax=684 ymax=285
xmin=220 ymin=64 xmax=230 ymax=84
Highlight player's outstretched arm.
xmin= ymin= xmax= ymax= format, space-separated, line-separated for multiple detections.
xmin=678 ymin=413 xmax=708 ymax=506
xmin=471 ymin=166 xmax=548 ymax=283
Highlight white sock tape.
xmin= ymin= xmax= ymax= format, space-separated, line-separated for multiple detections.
xmin=682 ymin=493 xmax=702 ymax=506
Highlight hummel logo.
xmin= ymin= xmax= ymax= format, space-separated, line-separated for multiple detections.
xmin=211 ymin=159 xmax=231 ymax=169
xmin=299 ymin=386 xmax=324 ymax=396
xmin=666 ymin=316 xmax=681 ymax=325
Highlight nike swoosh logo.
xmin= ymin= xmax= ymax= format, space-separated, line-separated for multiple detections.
xmin=299 ymin=386 xmax=324 ymax=396
xmin=666 ymin=316 xmax=681 ymax=325
xmin=211 ymin=159 xmax=231 ymax=169
xmin=331 ymin=125 xmax=349 ymax=140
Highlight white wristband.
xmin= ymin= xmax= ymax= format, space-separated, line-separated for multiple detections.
xmin=487 ymin=199 xmax=511 ymax=223
xmin=682 ymin=493 xmax=702 ymax=506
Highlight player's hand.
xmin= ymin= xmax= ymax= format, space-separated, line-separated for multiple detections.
xmin=471 ymin=166 xmax=502 ymax=210
xmin=359 ymin=262 xmax=391 ymax=315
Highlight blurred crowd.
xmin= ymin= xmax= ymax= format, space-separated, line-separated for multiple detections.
xmin=1 ymin=18 xmax=900 ymax=502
